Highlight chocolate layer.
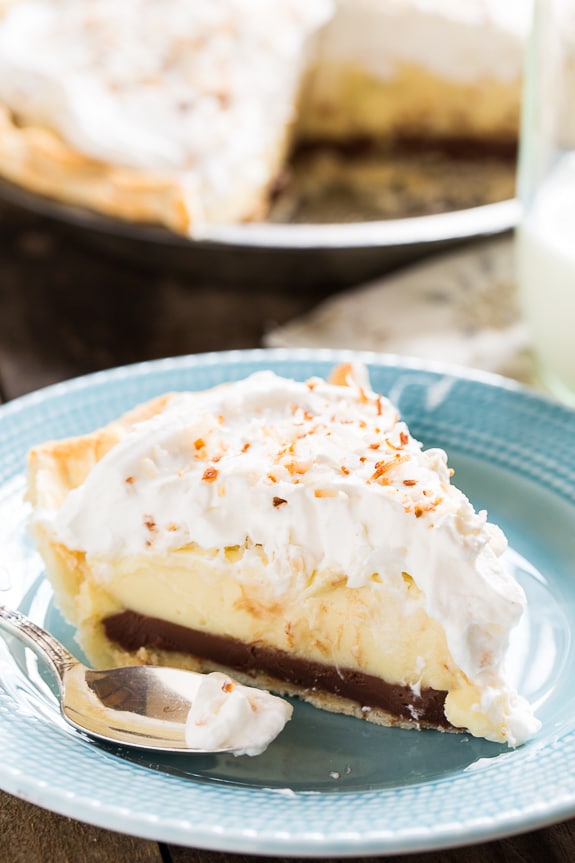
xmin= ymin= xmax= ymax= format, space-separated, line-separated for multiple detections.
xmin=104 ymin=610 xmax=451 ymax=728
xmin=294 ymin=135 xmax=518 ymax=161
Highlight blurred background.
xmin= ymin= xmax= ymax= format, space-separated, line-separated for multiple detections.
xmin=0 ymin=0 xmax=535 ymax=399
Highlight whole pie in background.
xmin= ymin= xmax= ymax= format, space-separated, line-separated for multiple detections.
xmin=0 ymin=0 xmax=529 ymax=235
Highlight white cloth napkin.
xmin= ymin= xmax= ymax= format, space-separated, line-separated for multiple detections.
xmin=266 ymin=237 xmax=535 ymax=384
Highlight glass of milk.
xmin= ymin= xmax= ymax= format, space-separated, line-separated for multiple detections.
xmin=516 ymin=0 xmax=575 ymax=404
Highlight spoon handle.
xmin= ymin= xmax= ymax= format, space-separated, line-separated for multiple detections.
xmin=0 ymin=605 xmax=76 ymax=680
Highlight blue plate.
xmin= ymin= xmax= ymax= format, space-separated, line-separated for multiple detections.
xmin=0 ymin=348 xmax=574 ymax=855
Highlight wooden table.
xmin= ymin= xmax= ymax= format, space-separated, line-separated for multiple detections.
xmin=0 ymin=199 xmax=573 ymax=863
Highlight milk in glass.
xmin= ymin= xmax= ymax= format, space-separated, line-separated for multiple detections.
xmin=517 ymin=153 xmax=575 ymax=401
xmin=515 ymin=0 xmax=575 ymax=401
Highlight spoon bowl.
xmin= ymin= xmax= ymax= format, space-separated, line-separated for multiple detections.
xmin=0 ymin=605 xmax=292 ymax=754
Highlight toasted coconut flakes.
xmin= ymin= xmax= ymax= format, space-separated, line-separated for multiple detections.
xmin=328 ymin=362 xmax=354 ymax=387
xmin=286 ymin=460 xmax=310 ymax=476
xmin=143 ymin=514 xmax=158 ymax=546
xmin=371 ymin=455 xmax=409 ymax=482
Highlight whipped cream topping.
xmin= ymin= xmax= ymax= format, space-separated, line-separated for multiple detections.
xmin=0 ymin=0 xmax=331 ymax=216
xmin=185 ymin=671 xmax=293 ymax=756
xmin=318 ymin=0 xmax=531 ymax=83
xmin=37 ymin=367 xmax=539 ymax=745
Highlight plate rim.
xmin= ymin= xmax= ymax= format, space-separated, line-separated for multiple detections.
xmin=0 ymin=345 xmax=549 ymax=419
xmin=1 ymin=347 xmax=575 ymax=857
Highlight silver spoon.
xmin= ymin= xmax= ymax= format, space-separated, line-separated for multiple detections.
xmin=0 ymin=605 xmax=291 ymax=754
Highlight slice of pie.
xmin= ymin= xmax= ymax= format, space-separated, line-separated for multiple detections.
xmin=26 ymin=363 xmax=540 ymax=747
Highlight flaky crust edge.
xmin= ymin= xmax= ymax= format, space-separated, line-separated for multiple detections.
xmin=0 ymin=104 xmax=275 ymax=234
